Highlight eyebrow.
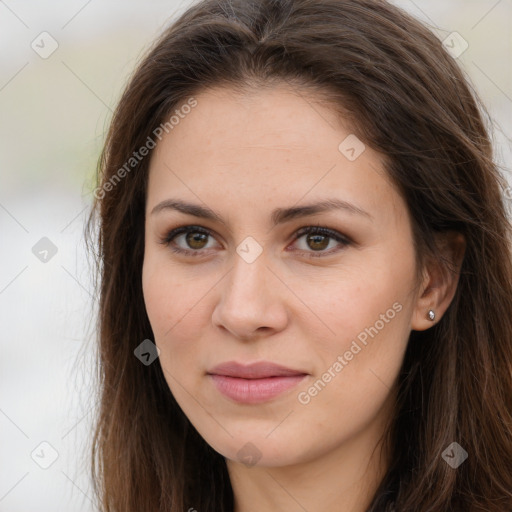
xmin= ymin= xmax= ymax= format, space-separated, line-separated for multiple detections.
xmin=150 ymin=197 xmax=373 ymax=226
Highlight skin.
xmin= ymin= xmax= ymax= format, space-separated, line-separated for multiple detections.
xmin=142 ymin=83 xmax=465 ymax=512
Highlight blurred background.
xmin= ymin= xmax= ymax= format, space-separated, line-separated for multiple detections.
xmin=1 ymin=0 xmax=511 ymax=510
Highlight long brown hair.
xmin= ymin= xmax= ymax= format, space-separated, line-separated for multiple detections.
xmin=85 ymin=0 xmax=512 ymax=510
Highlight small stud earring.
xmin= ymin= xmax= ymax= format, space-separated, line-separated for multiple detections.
xmin=427 ymin=309 xmax=435 ymax=321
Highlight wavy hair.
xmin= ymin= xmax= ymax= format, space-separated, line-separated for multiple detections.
xmin=85 ymin=0 xmax=512 ymax=510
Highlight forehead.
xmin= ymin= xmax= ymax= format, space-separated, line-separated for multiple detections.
xmin=147 ymin=84 xmax=405 ymax=227
xmin=153 ymin=83 xmax=352 ymax=158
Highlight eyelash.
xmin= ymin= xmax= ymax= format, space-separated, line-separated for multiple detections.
xmin=159 ymin=225 xmax=352 ymax=259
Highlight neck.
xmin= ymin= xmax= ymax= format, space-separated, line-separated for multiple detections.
xmin=226 ymin=394 xmax=394 ymax=512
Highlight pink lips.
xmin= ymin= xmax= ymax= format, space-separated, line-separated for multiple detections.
xmin=207 ymin=361 xmax=308 ymax=404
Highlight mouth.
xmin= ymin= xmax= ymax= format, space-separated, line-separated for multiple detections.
xmin=206 ymin=361 xmax=309 ymax=404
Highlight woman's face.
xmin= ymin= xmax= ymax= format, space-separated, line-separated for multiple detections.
xmin=142 ymin=83 xmax=422 ymax=468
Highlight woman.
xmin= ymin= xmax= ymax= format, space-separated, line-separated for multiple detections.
xmin=86 ymin=0 xmax=512 ymax=510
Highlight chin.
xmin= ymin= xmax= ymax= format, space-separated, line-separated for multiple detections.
xmin=205 ymin=434 xmax=303 ymax=468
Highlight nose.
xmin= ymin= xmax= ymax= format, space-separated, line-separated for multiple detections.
xmin=211 ymin=248 xmax=288 ymax=341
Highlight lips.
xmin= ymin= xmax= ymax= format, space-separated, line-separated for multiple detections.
xmin=207 ymin=361 xmax=307 ymax=379
xmin=207 ymin=361 xmax=308 ymax=404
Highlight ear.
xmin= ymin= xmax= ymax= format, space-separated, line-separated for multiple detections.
xmin=411 ymin=231 xmax=466 ymax=331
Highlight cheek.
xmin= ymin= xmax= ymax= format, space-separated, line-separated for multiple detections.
xmin=296 ymin=247 xmax=415 ymax=401
xmin=302 ymin=258 xmax=411 ymax=351
xmin=142 ymin=254 xmax=200 ymax=339
xmin=142 ymin=259 xmax=202 ymax=395
xmin=141 ymin=255 xmax=214 ymax=381
xmin=293 ymin=284 xmax=410 ymax=448
xmin=142 ymin=261 xmax=175 ymax=337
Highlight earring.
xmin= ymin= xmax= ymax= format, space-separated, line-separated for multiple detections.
xmin=427 ymin=309 xmax=435 ymax=321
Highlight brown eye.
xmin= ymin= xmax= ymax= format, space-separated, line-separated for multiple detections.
xmin=185 ymin=231 xmax=209 ymax=250
xmin=305 ymin=233 xmax=330 ymax=251
xmin=292 ymin=226 xmax=351 ymax=258
xmin=161 ymin=225 xmax=351 ymax=259
xmin=161 ymin=226 xmax=219 ymax=256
